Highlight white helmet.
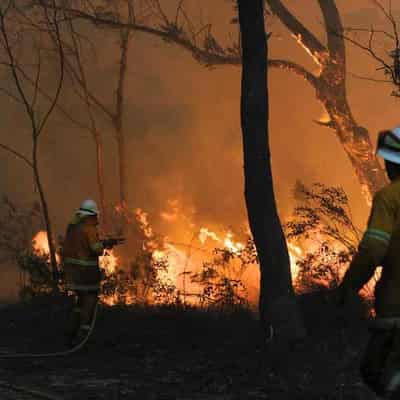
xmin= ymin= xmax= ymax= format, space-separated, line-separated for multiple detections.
xmin=377 ymin=126 xmax=400 ymax=164
xmin=76 ymin=199 xmax=99 ymax=216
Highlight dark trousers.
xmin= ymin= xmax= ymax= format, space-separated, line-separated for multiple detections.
xmin=66 ymin=290 xmax=98 ymax=342
xmin=361 ymin=325 xmax=400 ymax=398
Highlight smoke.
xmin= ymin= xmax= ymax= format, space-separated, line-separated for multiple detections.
xmin=0 ymin=0 xmax=399 ymax=300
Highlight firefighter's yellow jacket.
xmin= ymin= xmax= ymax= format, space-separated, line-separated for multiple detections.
xmin=63 ymin=214 xmax=104 ymax=291
xmin=341 ymin=177 xmax=400 ymax=317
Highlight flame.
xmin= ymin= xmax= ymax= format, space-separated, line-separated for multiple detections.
xmin=291 ymin=33 xmax=324 ymax=75
xmin=223 ymin=232 xmax=245 ymax=255
xmin=153 ymin=243 xmax=187 ymax=285
xmin=32 ymin=230 xmax=60 ymax=263
xmin=100 ymin=249 xmax=118 ymax=274
xmin=318 ymin=109 xmax=331 ymax=124
xmin=32 ymin=206 xmax=372 ymax=308
xmin=287 ymin=242 xmax=303 ymax=280
xmin=199 ymin=227 xmax=220 ymax=244
xmin=135 ymin=208 xmax=153 ymax=238
xmin=32 ymin=231 xmax=50 ymax=255
xmin=160 ymin=199 xmax=179 ymax=222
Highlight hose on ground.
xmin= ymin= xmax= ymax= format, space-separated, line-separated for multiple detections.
xmin=0 ymin=302 xmax=98 ymax=358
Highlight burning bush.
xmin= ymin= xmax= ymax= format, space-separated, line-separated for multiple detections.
xmin=190 ymin=242 xmax=255 ymax=310
xmin=0 ymin=196 xmax=42 ymax=264
xmin=284 ymin=181 xmax=379 ymax=298
xmin=100 ymin=251 xmax=179 ymax=306
xmin=16 ymin=251 xmax=54 ymax=301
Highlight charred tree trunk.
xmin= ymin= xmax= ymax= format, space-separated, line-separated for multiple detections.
xmin=238 ymin=0 xmax=305 ymax=343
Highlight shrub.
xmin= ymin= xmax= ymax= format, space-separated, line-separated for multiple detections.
xmin=16 ymin=251 xmax=54 ymax=301
xmin=100 ymin=250 xmax=179 ymax=306
xmin=190 ymin=245 xmax=252 ymax=310
xmin=284 ymin=181 xmax=378 ymax=297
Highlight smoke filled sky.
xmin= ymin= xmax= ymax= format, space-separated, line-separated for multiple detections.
xmin=1 ymin=0 xmax=399 ymax=243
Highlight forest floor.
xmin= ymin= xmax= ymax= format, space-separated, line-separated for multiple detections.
xmin=0 ymin=291 xmax=380 ymax=400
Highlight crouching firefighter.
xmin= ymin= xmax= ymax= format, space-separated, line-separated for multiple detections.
xmin=62 ymin=199 xmax=121 ymax=348
xmin=335 ymin=126 xmax=400 ymax=398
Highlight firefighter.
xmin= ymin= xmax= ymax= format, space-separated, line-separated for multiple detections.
xmin=335 ymin=127 xmax=400 ymax=398
xmin=62 ymin=199 xmax=111 ymax=347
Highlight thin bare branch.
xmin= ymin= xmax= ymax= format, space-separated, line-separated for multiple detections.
xmin=0 ymin=86 xmax=24 ymax=104
xmin=37 ymin=0 xmax=65 ymax=135
xmin=114 ymin=28 xmax=130 ymax=133
xmin=0 ymin=143 xmax=33 ymax=168
xmin=0 ymin=8 xmax=34 ymax=122
xmin=343 ymin=27 xmax=395 ymax=41
xmin=175 ymin=0 xmax=184 ymax=27
xmin=371 ymin=0 xmax=399 ymax=49
xmin=31 ymin=40 xmax=41 ymax=110
xmin=340 ymin=28 xmax=395 ymax=82
xmin=349 ymin=71 xmax=392 ymax=83
xmin=8 ymin=60 xmax=90 ymax=131
xmin=66 ymin=15 xmax=99 ymax=136
xmin=150 ymin=0 xmax=168 ymax=26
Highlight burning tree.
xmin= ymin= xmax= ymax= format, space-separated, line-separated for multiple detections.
xmin=0 ymin=0 xmax=65 ymax=285
xmin=264 ymin=0 xmax=388 ymax=205
xmin=52 ymin=0 xmax=389 ymax=205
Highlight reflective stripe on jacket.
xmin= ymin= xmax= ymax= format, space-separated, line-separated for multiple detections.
xmin=341 ymin=177 xmax=400 ymax=317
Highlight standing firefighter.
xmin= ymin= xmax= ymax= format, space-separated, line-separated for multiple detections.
xmin=337 ymin=127 xmax=400 ymax=398
xmin=62 ymin=199 xmax=114 ymax=347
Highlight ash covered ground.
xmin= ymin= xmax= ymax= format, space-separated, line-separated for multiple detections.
xmin=0 ymin=292 xmax=378 ymax=400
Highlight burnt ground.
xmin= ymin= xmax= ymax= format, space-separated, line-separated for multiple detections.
xmin=0 ymin=292 xmax=380 ymax=400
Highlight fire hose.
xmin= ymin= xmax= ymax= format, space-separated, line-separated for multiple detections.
xmin=0 ymin=301 xmax=98 ymax=358
xmin=0 ymin=238 xmax=124 ymax=359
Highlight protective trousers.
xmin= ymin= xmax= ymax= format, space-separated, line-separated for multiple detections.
xmin=66 ymin=290 xmax=98 ymax=345
xmin=361 ymin=321 xmax=400 ymax=398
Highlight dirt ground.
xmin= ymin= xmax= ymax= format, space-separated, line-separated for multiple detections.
xmin=0 ymin=292 xmax=380 ymax=399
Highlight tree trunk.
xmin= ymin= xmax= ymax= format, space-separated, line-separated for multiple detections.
xmin=33 ymin=138 xmax=58 ymax=287
xmin=114 ymin=29 xmax=130 ymax=209
xmin=238 ymin=0 xmax=306 ymax=343
xmin=93 ymin=129 xmax=108 ymax=231
xmin=116 ymin=127 xmax=127 ymax=208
